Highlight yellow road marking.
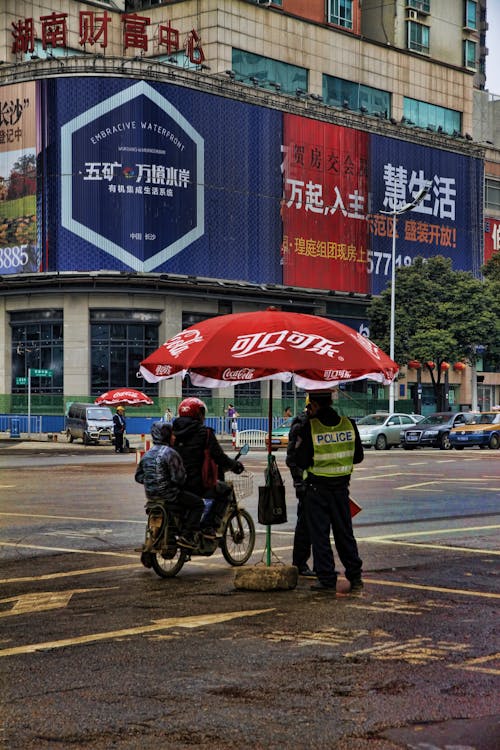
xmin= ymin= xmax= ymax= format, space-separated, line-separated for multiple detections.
xmin=0 ymin=541 xmax=136 ymax=557
xmin=0 ymin=588 xmax=116 ymax=617
xmin=0 ymin=511 xmax=143 ymax=525
xmin=0 ymin=564 xmax=138 ymax=585
xmin=363 ymin=577 xmax=500 ymax=599
xmin=365 ymin=523 xmax=500 ymax=540
xmin=449 ymin=652 xmax=500 ymax=676
xmin=369 ymin=539 xmax=500 ymax=555
xmin=0 ymin=609 xmax=274 ymax=658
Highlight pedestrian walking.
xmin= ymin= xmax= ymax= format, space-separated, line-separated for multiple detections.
xmin=293 ymin=391 xmax=364 ymax=595
xmin=225 ymin=403 xmax=238 ymax=434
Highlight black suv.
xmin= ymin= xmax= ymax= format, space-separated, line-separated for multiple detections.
xmin=400 ymin=412 xmax=476 ymax=450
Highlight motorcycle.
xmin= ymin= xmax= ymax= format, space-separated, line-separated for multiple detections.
xmin=140 ymin=444 xmax=255 ymax=578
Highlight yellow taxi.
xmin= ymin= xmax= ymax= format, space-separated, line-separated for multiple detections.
xmin=449 ymin=411 xmax=500 ymax=450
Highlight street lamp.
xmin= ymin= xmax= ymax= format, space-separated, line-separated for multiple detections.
xmin=381 ymin=182 xmax=432 ymax=412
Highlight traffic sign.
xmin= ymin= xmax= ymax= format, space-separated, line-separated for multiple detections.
xmin=29 ymin=369 xmax=53 ymax=377
xmin=16 ymin=377 xmax=28 ymax=385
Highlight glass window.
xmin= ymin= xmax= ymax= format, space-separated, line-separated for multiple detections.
xmin=232 ymin=49 xmax=307 ymax=95
xmin=407 ymin=21 xmax=430 ymax=54
xmin=328 ymin=0 xmax=353 ymax=29
xmin=408 ymin=0 xmax=430 ymax=10
xmin=89 ymin=310 xmax=160 ymax=395
xmin=463 ymin=39 xmax=477 ymax=69
xmin=323 ymin=74 xmax=391 ymax=116
xmin=465 ymin=1 xmax=477 ymax=29
xmin=485 ymin=179 xmax=500 ymax=212
xmin=403 ymin=97 xmax=461 ymax=134
xmin=10 ymin=310 xmax=63 ymax=394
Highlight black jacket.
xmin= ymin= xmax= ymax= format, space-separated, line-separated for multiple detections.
xmin=172 ymin=416 xmax=240 ymax=496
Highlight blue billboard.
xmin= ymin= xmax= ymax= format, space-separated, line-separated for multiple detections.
xmin=368 ymin=134 xmax=483 ymax=294
xmin=45 ymin=77 xmax=283 ymax=283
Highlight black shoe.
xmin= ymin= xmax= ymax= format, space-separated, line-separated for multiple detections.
xmin=140 ymin=551 xmax=153 ymax=568
xmin=178 ymin=535 xmax=196 ymax=549
xmin=298 ymin=565 xmax=316 ymax=578
xmin=349 ymin=579 xmax=364 ymax=595
xmin=310 ymin=582 xmax=336 ymax=593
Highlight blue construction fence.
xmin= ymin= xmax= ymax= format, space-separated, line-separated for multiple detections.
xmin=0 ymin=414 xmax=287 ymax=438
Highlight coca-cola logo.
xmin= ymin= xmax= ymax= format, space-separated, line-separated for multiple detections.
xmin=222 ymin=367 xmax=255 ymax=381
xmin=155 ymin=365 xmax=173 ymax=375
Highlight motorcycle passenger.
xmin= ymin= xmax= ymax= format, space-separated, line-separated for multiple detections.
xmin=135 ymin=422 xmax=204 ymax=563
xmin=172 ymin=397 xmax=245 ymax=537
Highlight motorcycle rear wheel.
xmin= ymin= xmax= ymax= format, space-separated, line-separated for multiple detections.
xmin=221 ymin=509 xmax=255 ymax=566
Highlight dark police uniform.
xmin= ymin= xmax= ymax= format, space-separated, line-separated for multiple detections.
xmin=295 ymin=398 xmax=364 ymax=590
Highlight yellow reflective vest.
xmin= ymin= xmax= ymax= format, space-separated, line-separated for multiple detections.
xmin=307 ymin=415 xmax=356 ymax=478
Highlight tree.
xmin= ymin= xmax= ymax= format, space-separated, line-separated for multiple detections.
xmin=368 ymin=255 xmax=499 ymax=410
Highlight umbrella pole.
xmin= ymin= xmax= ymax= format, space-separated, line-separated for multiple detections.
xmin=266 ymin=381 xmax=273 ymax=567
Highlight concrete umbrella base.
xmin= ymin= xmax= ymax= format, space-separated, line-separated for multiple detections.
xmin=234 ymin=564 xmax=298 ymax=591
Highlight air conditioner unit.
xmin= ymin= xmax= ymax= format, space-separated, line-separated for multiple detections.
xmin=257 ymin=0 xmax=272 ymax=6
xmin=407 ymin=9 xmax=418 ymax=21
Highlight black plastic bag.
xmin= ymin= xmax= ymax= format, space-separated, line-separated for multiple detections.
xmin=258 ymin=454 xmax=287 ymax=525
xmin=258 ymin=484 xmax=287 ymax=525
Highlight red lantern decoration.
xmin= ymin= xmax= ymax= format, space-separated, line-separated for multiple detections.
xmin=426 ymin=361 xmax=435 ymax=369
xmin=453 ymin=362 xmax=467 ymax=372
xmin=407 ymin=359 xmax=421 ymax=369
xmin=440 ymin=362 xmax=450 ymax=371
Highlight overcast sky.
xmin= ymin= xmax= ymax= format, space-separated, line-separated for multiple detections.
xmin=486 ymin=2 xmax=500 ymax=95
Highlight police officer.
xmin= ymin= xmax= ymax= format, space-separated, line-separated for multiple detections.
xmin=286 ymin=398 xmax=314 ymax=577
xmin=294 ymin=390 xmax=364 ymax=594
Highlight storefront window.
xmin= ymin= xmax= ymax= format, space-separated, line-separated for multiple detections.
xmin=10 ymin=310 xmax=63 ymax=393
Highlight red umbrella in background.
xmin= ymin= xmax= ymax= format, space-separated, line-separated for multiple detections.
xmin=139 ymin=308 xmax=398 ymax=565
xmin=95 ymin=388 xmax=154 ymax=406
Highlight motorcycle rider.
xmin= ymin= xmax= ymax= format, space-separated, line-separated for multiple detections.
xmin=172 ymin=397 xmax=245 ymax=536
xmin=135 ymin=422 xmax=205 ymax=564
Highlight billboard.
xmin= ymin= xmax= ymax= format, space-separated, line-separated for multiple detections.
xmin=369 ymin=134 xmax=483 ymax=294
xmin=45 ymin=77 xmax=283 ymax=283
xmin=12 ymin=75 xmax=483 ymax=294
xmin=484 ymin=216 xmax=500 ymax=263
xmin=0 ymin=81 xmax=40 ymax=275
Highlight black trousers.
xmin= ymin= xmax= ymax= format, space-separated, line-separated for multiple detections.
xmin=114 ymin=431 xmax=124 ymax=452
xmin=292 ymin=489 xmax=311 ymax=570
xmin=304 ymin=479 xmax=362 ymax=587
xmin=178 ymin=491 xmax=204 ymax=533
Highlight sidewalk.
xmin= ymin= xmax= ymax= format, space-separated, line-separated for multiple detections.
xmin=0 ymin=432 xmax=235 ymax=453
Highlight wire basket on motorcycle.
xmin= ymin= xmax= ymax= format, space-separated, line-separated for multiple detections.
xmin=225 ymin=470 xmax=254 ymax=501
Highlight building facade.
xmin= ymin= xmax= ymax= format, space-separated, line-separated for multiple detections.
xmin=0 ymin=0 xmax=498 ymax=416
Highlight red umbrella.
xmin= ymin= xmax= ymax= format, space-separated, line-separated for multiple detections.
xmin=139 ymin=309 xmax=398 ymax=389
xmin=95 ymin=388 xmax=154 ymax=406
xmin=139 ymin=309 xmax=397 ymax=566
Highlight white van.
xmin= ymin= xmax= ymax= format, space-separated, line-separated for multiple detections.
xmin=66 ymin=402 xmax=114 ymax=445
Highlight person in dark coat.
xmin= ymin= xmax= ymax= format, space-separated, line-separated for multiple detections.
xmin=135 ymin=421 xmax=205 ymax=560
xmin=294 ymin=391 xmax=364 ymax=595
xmin=286 ymin=401 xmax=314 ymax=577
xmin=172 ymin=398 xmax=244 ymax=535
xmin=113 ymin=406 xmax=126 ymax=453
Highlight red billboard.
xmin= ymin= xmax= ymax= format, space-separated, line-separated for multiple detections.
xmin=281 ymin=114 xmax=370 ymax=293
xmin=484 ymin=216 xmax=500 ymax=263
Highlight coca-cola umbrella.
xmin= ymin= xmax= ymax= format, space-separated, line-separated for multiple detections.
xmin=139 ymin=308 xmax=398 ymax=564
xmin=94 ymin=388 xmax=154 ymax=407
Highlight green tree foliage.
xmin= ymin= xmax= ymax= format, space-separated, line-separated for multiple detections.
xmin=368 ymin=255 xmax=499 ymax=409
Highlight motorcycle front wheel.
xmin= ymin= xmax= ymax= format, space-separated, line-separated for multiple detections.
xmin=151 ymin=546 xmax=187 ymax=578
xmin=220 ymin=509 xmax=255 ymax=566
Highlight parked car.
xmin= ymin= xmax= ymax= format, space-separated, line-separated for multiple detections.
xmin=357 ymin=412 xmax=423 ymax=450
xmin=450 ymin=412 xmax=500 ymax=450
xmin=400 ymin=411 xmax=476 ymax=450
xmin=66 ymin=402 xmax=114 ymax=445
xmin=266 ymin=416 xmax=295 ymax=450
